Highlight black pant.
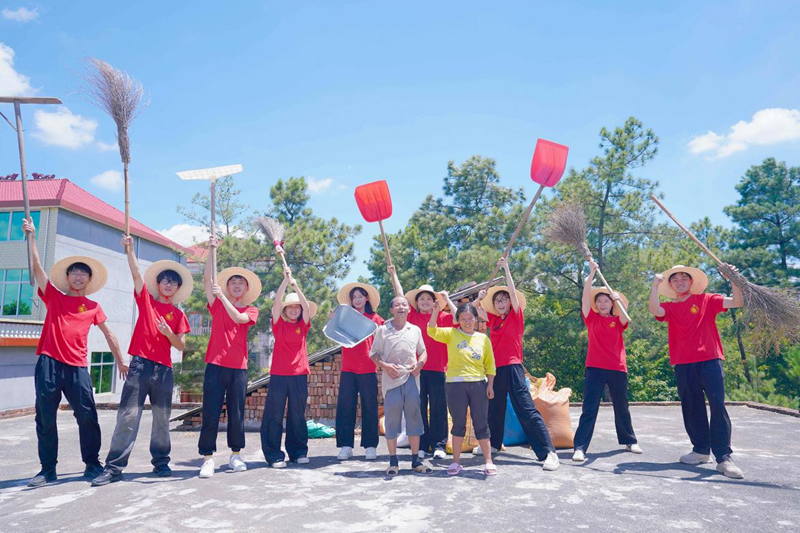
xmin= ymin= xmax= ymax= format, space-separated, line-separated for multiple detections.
xmin=34 ymin=355 xmax=102 ymax=472
xmin=335 ymin=372 xmax=379 ymax=449
xmin=488 ymin=364 xmax=555 ymax=460
xmin=261 ymin=375 xmax=308 ymax=463
xmin=446 ymin=381 xmax=491 ymax=440
xmin=675 ymin=359 xmax=732 ymax=462
xmin=104 ymin=356 xmax=173 ymax=474
xmin=573 ymin=367 xmax=637 ymax=452
xmin=198 ymin=363 xmax=247 ymax=456
xmin=419 ymin=370 xmax=448 ymax=453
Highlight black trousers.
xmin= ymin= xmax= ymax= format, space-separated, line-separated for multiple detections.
xmin=419 ymin=370 xmax=448 ymax=453
xmin=446 ymin=381 xmax=490 ymax=440
xmin=488 ymin=364 xmax=555 ymax=460
xmin=675 ymin=359 xmax=733 ymax=462
xmin=573 ymin=367 xmax=637 ymax=452
xmin=198 ymin=363 xmax=247 ymax=456
xmin=335 ymin=371 xmax=379 ymax=449
xmin=261 ymin=375 xmax=308 ymax=463
xmin=34 ymin=354 xmax=102 ymax=472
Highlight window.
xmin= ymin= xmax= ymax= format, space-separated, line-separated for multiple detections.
xmin=90 ymin=352 xmax=115 ymax=394
xmin=1 ymin=269 xmax=34 ymax=316
xmin=0 ymin=210 xmax=40 ymax=241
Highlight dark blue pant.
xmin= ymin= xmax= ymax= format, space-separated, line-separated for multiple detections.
xmin=419 ymin=370 xmax=448 ymax=453
xmin=675 ymin=359 xmax=732 ymax=462
xmin=261 ymin=375 xmax=308 ymax=463
xmin=335 ymin=371 xmax=379 ymax=449
xmin=34 ymin=355 xmax=102 ymax=472
xmin=198 ymin=363 xmax=247 ymax=456
xmin=104 ymin=356 xmax=173 ymax=474
xmin=489 ymin=364 xmax=555 ymax=460
xmin=573 ymin=367 xmax=637 ymax=452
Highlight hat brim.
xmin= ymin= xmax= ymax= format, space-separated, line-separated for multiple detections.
xmin=49 ymin=256 xmax=108 ymax=296
xmin=338 ymin=282 xmax=381 ymax=310
xmin=483 ymin=286 xmax=527 ymax=316
xmin=589 ymin=288 xmax=629 ymax=315
xmin=217 ymin=267 xmax=262 ymax=306
xmin=144 ymin=260 xmax=194 ymax=304
xmin=658 ymin=266 xmax=708 ymax=299
xmin=281 ymin=296 xmax=318 ymax=319
xmin=405 ymin=285 xmax=448 ymax=312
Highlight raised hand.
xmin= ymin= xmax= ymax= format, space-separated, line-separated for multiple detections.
xmin=22 ymin=218 xmax=36 ymax=238
xmin=212 ymin=284 xmax=225 ymax=299
xmin=589 ymin=259 xmax=598 ymax=271
xmin=208 ymin=235 xmax=221 ymax=249
xmin=155 ymin=316 xmax=173 ymax=337
xmin=121 ymin=234 xmax=134 ymax=249
xmin=653 ymin=273 xmax=664 ymax=286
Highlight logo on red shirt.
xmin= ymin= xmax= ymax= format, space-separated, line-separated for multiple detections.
xmin=609 ymin=321 xmax=616 ymax=328
xmin=165 ymin=312 xmax=174 ymax=321
xmin=78 ymin=304 xmax=87 ymax=313
xmin=295 ymin=328 xmax=301 ymax=334
xmin=690 ymin=304 xmax=700 ymax=314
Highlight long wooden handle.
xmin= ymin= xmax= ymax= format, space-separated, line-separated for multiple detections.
xmin=123 ymin=163 xmax=130 ymax=237
xmin=651 ymin=195 xmax=724 ymax=266
xmin=14 ymin=101 xmax=34 ymax=287
xmin=595 ymin=267 xmax=631 ymax=322
xmin=277 ymin=249 xmax=289 ymax=269
xmin=210 ymin=180 xmax=217 ymax=284
xmin=378 ymin=219 xmax=393 ymax=268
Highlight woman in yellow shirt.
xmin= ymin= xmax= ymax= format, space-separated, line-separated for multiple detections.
xmin=428 ymin=301 xmax=497 ymax=475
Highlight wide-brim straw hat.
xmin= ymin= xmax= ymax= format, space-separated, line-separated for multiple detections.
xmin=405 ymin=284 xmax=448 ymax=312
xmin=281 ymin=292 xmax=318 ymax=319
xmin=50 ymin=256 xmax=108 ymax=296
xmin=144 ymin=260 xmax=194 ymax=304
xmin=217 ymin=267 xmax=262 ymax=306
xmin=658 ymin=265 xmax=708 ymax=299
xmin=590 ymin=288 xmax=629 ymax=316
xmin=483 ymin=285 xmax=527 ymax=316
xmin=338 ymin=282 xmax=380 ymax=309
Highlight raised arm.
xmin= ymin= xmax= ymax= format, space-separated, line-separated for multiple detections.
xmin=121 ymin=235 xmax=144 ymax=296
xmin=428 ymin=300 xmax=442 ymax=327
xmin=649 ymin=274 xmax=666 ymax=318
xmin=22 ymin=218 xmax=48 ymax=289
xmin=440 ymin=290 xmax=457 ymax=315
xmin=500 ymin=257 xmax=520 ymax=313
xmin=272 ymin=268 xmax=291 ymax=325
xmin=387 ymin=265 xmax=404 ymax=298
xmin=582 ymin=260 xmax=597 ymax=318
xmin=289 ymin=274 xmax=312 ymax=325
xmin=203 ymin=236 xmax=219 ymax=306
xmin=474 ymin=289 xmax=489 ymax=321
xmin=720 ymin=264 xmax=744 ymax=309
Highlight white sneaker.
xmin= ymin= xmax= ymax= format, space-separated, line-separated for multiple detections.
xmin=199 ymin=458 xmax=215 ymax=478
xmin=433 ymin=449 xmax=447 ymax=460
xmin=473 ymin=446 xmax=498 ymax=456
xmin=365 ymin=448 xmax=377 ymax=461
xmin=680 ymin=451 xmax=711 ymax=465
xmin=295 ymin=456 xmax=310 ymax=465
xmin=542 ymin=452 xmax=560 ymax=471
xmin=271 ymin=460 xmax=287 ymax=469
xmin=716 ymin=458 xmax=744 ymax=479
xmin=337 ymin=447 xmax=353 ymax=460
xmin=417 ymin=450 xmax=427 ymax=460
xmin=229 ymin=454 xmax=247 ymax=472
xmin=626 ymin=444 xmax=643 ymax=454
xmin=572 ymin=449 xmax=586 ymax=462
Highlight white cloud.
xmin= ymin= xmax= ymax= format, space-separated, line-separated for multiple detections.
xmin=31 ymin=107 xmax=98 ymax=149
xmin=2 ymin=7 xmax=39 ymax=22
xmin=688 ymin=108 xmax=800 ymax=159
xmin=0 ymin=42 xmax=35 ymax=96
xmin=306 ymin=176 xmax=334 ymax=194
xmin=90 ymin=170 xmax=123 ymax=192
xmin=159 ymin=224 xmax=210 ymax=247
xmin=96 ymin=140 xmax=118 ymax=152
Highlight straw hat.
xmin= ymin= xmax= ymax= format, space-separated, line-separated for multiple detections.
xmin=405 ymin=284 xmax=448 ymax=312
xmin=338 ymin=282 xmax=381 ymax=309
xmin=144 ymin=260 xmax=194 ymax=304
xmin=658 ymin=265 xmax=708 ymax=299
xmin=590 ymin=288 xmax=629 ymax=316
xmin=50 ymin=256 xmax=108 ymax=296
xmin=280 ymin=292 xmax=318 ymax=319
xmin=217 ymin=267 xmax=262 ymax=306
xmin=482 ymin=285 xmax=527 ymax=316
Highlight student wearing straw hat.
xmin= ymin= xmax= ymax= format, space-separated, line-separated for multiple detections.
xmin=572 ymin=259 xmax=640 ymax=463
xmin=475 ymin=257 xmax=559 ymax=471
xmin=388 ymin=265 xmax=457 ymax=460
xmin=262 ymin=265 xmax=317 ymax=468
xmin=650 ymin=263 xmax=745 ymax=479
xmin=91 ymin=236 xmax=193 ymax=486
xmin=198 ymin=237 xmax=261 ymax=479
xmin=22 ymin=219 xmax=127 ymax=488
xmin=334 ymin=281 xmax=384 ymax=461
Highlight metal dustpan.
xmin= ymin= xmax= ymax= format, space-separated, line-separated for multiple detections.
xmin=323 ymin=304 xmax=378 ymax=348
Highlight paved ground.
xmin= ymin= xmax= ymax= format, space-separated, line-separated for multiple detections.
xmin=0 ymin=405 xmax=798 ymax=533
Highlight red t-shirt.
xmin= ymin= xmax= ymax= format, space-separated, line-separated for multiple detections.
xmin=341 ymin=312 xmax=384 ymax=374
xmin=271 ymin=316 xmax=311 ymax=376
xmin=408 ymin=308 xmax=455 ymax=372
xmin=36 ymin=281 xmax=107 ymax=367
xmin=583 ymin=309 xmax=628 ymax=372
xmin=656 ymin=293 xmax=727 ymax=365
xmin=205 ymin=298 xmax=259 ymax=370
xmin=487 ymin=307 xmax=525 ymax=368
xmin=128 ymin=283 xmax=191 ymax=368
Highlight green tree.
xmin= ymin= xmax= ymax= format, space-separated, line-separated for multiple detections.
xmin=176 ymin=176 xmax=250 ymax=237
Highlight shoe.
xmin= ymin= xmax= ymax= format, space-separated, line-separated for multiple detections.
xmin=680 ymin=451 xmax=711 ymax=465
xmin=542 ymin=452 xmax=560 ymax=471
xmin=83 ymin=462 xmax=104 ymax=478
xmin=433 ymin=449 xmax=447 ymax=460
xmin=716 ymin=457 xmax=744 ymax=479
xmin=91 ymin=470 xmax=122 ymax=487
xmin=626 ymin=444 xmax=643 ymax=454
xmin=199 ymin=458 xmax=215 ymax=478
xmin=365 ymin=448 xmax=377 ymax=461
xmin=473 ymin=446 xmax=498 ymax=456
xmin=229 ymin=454 xmax=247 ymax=472
xmin=337 ymin=446 xmax=353 ymax=460
xmin=417 ymin=450 xmax=427 ymax=460
xmin=271 ymin=460 xmax=288 ymax=469
xmin=27 ymin=470 xmax=57 ymax=488
xmin=294 ymin=456 xmax=310 ymax=465
xmin=153 ymin=465 xmax=172 ymax=477
xmin=572 ymin=449 xmax=586 ymax=462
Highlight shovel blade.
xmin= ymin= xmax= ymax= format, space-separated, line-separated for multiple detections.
xmin=530 ymin=139 xmax=569 ymax=187
xmin=354 ymin=180 xmax=393 ymax=223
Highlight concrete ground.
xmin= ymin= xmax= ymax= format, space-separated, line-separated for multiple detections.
xmin=0 ymin=406 xmax=798 ymax=533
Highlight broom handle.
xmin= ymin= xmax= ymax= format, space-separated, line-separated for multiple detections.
xmin=594 ymin=266 xmax=631 ymax=322
xmin=378 ymin=220 xmax=393 ymax=267
xmin=651 ymin=195 xmax=724 ymax=267
xmin=487 ymin=184 xmax=545 ymax=287
xmin=14 ymin=101 xmax=35 ymax=287
xmin=124 ymin=162 xmax=130 ymax=237
xmin=210 ymin=180 xmax=217 ymax=284
xmin=277 ymin=249 xmax=289 ymax=269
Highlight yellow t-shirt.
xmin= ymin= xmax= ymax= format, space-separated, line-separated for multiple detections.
xmin=427 ymin=326 xmax=496 ymax=382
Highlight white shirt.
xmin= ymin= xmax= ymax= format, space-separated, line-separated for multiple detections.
xmin=370 ymin=319 xmax=426 ymax=396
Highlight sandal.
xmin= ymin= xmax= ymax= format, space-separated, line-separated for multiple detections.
xmin=385 ymin=465 xmax=400 ymax=477
xmin=446 ymin=462 xmax=463 ymax=476
xmin=413 ymin=463 xmax=433 ymax=475
xmin=484 ymin=463 xmax=498 ymax=476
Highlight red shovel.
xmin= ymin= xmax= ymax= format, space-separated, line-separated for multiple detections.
xmin=354 ymin=179 xmax=395 ymax=269
xmin=487 ymin=139 xmax=569 ymax=286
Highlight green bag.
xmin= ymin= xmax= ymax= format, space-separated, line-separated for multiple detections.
xmin=307 ymin=420 xmax=335 ymax=439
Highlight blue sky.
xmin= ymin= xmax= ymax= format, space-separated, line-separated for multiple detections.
xmin=2 ymin=0 xmax=799 ymax=281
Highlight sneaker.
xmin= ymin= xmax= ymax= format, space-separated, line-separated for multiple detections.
xmin=626 ymin=444 xmax=643 ymax=454
xmin=271 ymin=460 xmax=288 ymax=469
xmin=680 ymin=451 xmax=711 ymax=465
xmin=83 ymin=462 xmax=104 ymax=479
xmin=91 ymin=470 xmax=122 ymax=487
xmin=572 ymin=449 xmax=586 ymax=462
xmin=199 ymin=458 xmax=215 ymax=478
xmin=295 ymin=456 xmax=310 ymax=465
xmin=365 ymin=448 xmax=377 ymax=461
xmin=229 ymin=454 xmax=247 ymax=472
xmin=433 ymin=449 xmax=447 ymax=460
xmin=417 ymin=450 xmax=427 ymax=460
xmin=542 ymin=452 xmax=560 ymax=471
xmin=473 ymin=446 xmax=498 ymax=456
xmin=337 ymin=446 xmax=353 ymax=460
xmin=153 ymin=464 xmax=172 ymax=477
xmin=716 ymin=457 xmax=744 ymax=479
xmin=27 ymin=470 xmax=57 ymax=488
